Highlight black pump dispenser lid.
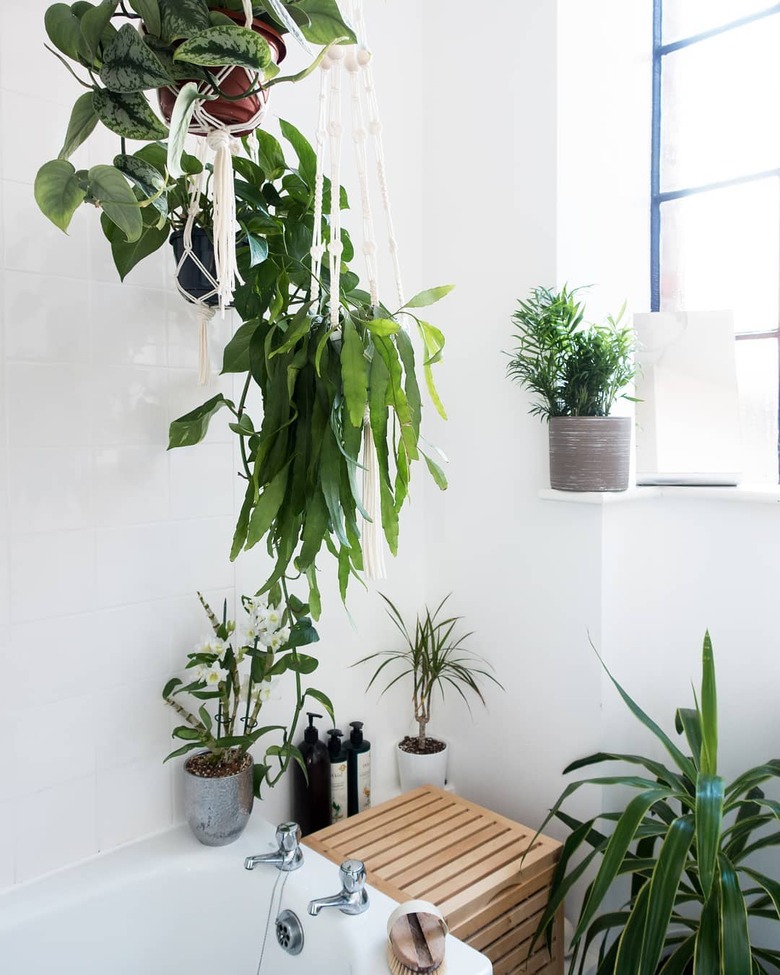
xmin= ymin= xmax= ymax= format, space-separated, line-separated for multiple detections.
xmin=305 ymin=712 xmax=323 ymax=744
xmin=327 ymin=728 xmax=344 ymax=758
xmin=349 ymin=720 xmax=364 ymax=745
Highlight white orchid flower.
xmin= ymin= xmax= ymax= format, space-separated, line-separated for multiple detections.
xmin=203 ymin=664 xmax=228 ymax=687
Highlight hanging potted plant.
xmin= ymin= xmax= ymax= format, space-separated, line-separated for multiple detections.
xmin=35 ymin=0 xmax=356 ymax=307
xmin=354 ymin=595 xmax=503 ymax=792
xmin=506 ymin=286 xmax=636 ymax=492
xmin=164 ymin=589 xmax=332 ymax=846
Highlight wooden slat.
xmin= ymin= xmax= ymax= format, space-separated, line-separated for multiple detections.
xmin=305 ymin=787 xmax=563 ymax=975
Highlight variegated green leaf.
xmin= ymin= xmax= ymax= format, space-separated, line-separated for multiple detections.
xmin=58 ymin=92 xmax=99 ymax=160
xmin=720 ymin=855 xmax=752 ymax=975
xmin=128 ymin=0 xmax=161 ymax=36
xmin=113 ymin=153 xmax=167 ymax=215
xmin=87 ymin=165 xmax=143 ymax=242
xmin=696 ymin=774 xmax=724 ymax=900
xmin=93 ymin=88 xmax=168 ymax=140
xmin=34 ymin=159 xmax=86 ymax=232
xmin=174 ymin=26 xmax=273 ymax=72
xmin=166 ymin=83 xmax=203 ymax=179
xmin=158 ymin=0 xmax=210 ymax=42
xmin=99 ymin=23 xmax=172 ymax=92
xmin=701 ymin=631 xmax=718 ymax=776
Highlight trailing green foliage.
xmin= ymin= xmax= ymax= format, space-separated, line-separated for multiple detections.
xmin=36 ymin=0 xmax=355 ymax=245
xmin=533 ymin=633 xmax=780 ymax=975
xmin=507 ymin=285 xmax=635 ymax=419
xmin=354 ymin=595 xmax=502 ymax=745
xmin=165 ymin=125 xmax=452 ymax=611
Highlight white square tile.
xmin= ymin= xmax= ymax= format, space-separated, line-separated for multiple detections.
xmin=95 ymin=523 xmax=174 ymax=607
xmin=1 ymin=4 xmax=78 ymax=108
xmin=0 ymin=538 xmax=8 ymax=625
xmin=9 ymin=529 xmax=95 ymax=622
xmin=0 ymin=801 xmax=14 ymax=888
xmin=89 ymin=216 xmax=167 ymax=290
xmin=92 ymin=284 xmax=168 ymax=367
xmin=91 ymin=367 xmax=169 ymax=446
xmin=167 ymin=297 xmax=236 ymax=372
xmin=96 ymin=680 xmax=171 ymax=770
xmin=9 ymin=446 xmax=93 ymax=533
xmin=97 ymin=759 xmax=172 ymax=850
xmin=3 ymin=182 xmax=91 ymax=279
xmin=8 ymin=614 xmax=100 ymax=706
xmin=3 ymin=269 xmax=92 ymax=363
xmin=169 ymin=443 xmax=235 ymax=520
xmin=168 ymin=517 xmax=235 ymax=596
xmin=92 ymin=601 xmax=176 ymax=688
xmin=6 ymin=363 xmax=92 ymax=448
xmin=14 ymin=776 xmax=98 ymax=884
xmin=93 ymin=445 xmax=169 ymax=527
xmin=11 ymin=694 xmax=96 ymax=796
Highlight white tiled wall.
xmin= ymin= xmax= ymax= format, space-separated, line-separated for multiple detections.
xmin=0 ymin=0 xmax=241 ymax=888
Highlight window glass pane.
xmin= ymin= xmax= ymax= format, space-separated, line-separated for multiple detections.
xmin=736 ymin=337 xmax=778 ymax=482
xmin=663 ymin=1 xmax=777 ymax=43
xmin=659 ymin=178 xmax=779 ymax=332
xmin=661 ymin=15 xmax=780 ymax=190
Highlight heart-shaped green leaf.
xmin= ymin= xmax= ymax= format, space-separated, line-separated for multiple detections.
xmin=100 ymin=23 xmax=173 ymax=91
xmin=35 ymin=159 xmax=87 ymax=232
xmin=58 ymin=92 xmax=100 ymax=160
xmin=93 ymin=88 xmax=168 ymax=140
xmin=174 ymin=25 xmax=273 ymax=72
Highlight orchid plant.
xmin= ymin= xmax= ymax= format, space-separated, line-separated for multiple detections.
xmin=163 ymin=587 xmax=332 ymax=793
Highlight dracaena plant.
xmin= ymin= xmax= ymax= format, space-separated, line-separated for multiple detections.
xmin=506 ymin=285 xmax=635 ymax=419
xmin=167 ymin=125 xmax=452 ymax=613
xmin=533 ymin=633 xmax=780 ymax=975
xmin=354 ymin=595 xmax=502 ymax=748
xmin=163 ymin=587 xmax=333 ymax=794
xmin=34 ymin=0 xmax=355 ymax=268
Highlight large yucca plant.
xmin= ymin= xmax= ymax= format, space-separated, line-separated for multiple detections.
xmin=533 ymin=634 xmax=780 ymax=975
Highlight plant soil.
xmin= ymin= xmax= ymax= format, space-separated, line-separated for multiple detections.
xmin=185 ymin=751 xmax=251 ymax=779
xmin=399 ymin=736 xmax=446 ymax=756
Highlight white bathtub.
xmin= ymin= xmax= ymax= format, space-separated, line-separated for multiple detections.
xmin=0 ymin=816 xmax=492 ymax=975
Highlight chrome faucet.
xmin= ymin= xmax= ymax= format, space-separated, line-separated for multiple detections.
xmin=244 ymin=822 xmax=303 ymax=872
xmin=307 ymin=859 xmax=369 ymax=916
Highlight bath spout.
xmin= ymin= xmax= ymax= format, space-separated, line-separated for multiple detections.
xmin=308 ymin=860 xmax=369 ymax=916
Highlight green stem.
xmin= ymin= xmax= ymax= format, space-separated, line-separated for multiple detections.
xmin=236 ymin=371 xmax=253 ymax=481
xmin=164 ymin=696 xmax=220 ymax=753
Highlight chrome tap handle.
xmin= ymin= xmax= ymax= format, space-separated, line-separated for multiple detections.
xmin=339 ymin=859 xmax=366 ymax=895
xmin=276 ymin=822 xmax=302 ymax=854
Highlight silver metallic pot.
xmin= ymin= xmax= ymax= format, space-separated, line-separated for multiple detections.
xmin=183 ymin=753 xmax=254 ymax=846
xmin=549 ymin=416 xmax=631 ymax=492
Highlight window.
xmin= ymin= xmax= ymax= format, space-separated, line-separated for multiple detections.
xmin=651 ymin=1 xmax=780 ymax=482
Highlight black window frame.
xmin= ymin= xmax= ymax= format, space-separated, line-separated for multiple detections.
xmin=651 ymin=0 xmax=780 ymax=481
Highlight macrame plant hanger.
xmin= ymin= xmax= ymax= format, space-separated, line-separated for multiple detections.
xmin=172 ymin=0 xmax=288 ymax=384
xmin=310 ymin=0 xmax=406 ymax=581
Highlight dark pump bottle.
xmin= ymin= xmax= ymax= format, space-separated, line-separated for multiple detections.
xmin=327 ymin=729 xmax=348 ymax=824
xmin=293 ymin=712 xmax=331 ymax=836
xmin=345 ymin=720 xmax=371 ymax=816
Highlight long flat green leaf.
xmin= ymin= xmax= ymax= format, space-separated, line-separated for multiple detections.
xmin=675 ymin=707 xmax=703 ymax=771
xmin=720 ymin=854 xmax=752 ymax=975
xmin=638 ymin=814 xmax=695 ymax=975
xmin=658 ymin=937 xmax=695 ymax=975
xmin=565 ymin=751 xmax=688 ymax=795
xmin=694 ymin=886 xmax=720 ymax=975
xmin=727 ymin=761 xmax=780 ymax=801
xmin=741 ymin=867 xmax=780 ymax=921
xmin=700 ymin=631 xmax=718 ymax=776
xmin=246 ymin=466 xmax=288 ymax=549
xmin=614 ymin=882 xmax=651 ymax=975
xmin=574 ymin=788 xmax=672 ymax=944
xmin=341 ymin=317 xmax=368 ymax=429
xmin=696 ymin=774 xmax=724 ymax=900
xmin=404 ymin=284 xmax=455 ymax=309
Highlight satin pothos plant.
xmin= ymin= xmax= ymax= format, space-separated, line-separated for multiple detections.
xmin=167 ymin=124 xmax=452 ymax=613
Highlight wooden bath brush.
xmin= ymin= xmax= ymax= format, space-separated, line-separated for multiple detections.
xmin=386 ymin=900 xmax=448 ymax=975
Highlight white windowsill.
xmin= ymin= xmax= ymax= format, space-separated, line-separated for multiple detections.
xmin=539 ymin=484 xmax=780 ymax=505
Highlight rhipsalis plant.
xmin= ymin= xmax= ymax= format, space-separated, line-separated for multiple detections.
xmin=167 ymin=125 xmax=452 ymax=611
xmin=507 ymin=286 xmax=635 ymax=419
xmin=163 ymin=588 xmax=333 ymax=794
xmin=533 ymin=633 xmax=780 ymax=975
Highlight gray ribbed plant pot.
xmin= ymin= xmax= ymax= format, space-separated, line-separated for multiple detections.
xmin=183 ymin=753 xmax=254 ymax=847
xmin=549 ymin=416 xmax=631 ymax=492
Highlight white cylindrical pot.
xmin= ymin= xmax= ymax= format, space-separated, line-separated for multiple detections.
xmin=549 ymin=416 xmax=631 ymax=492
xmin=397 ymin=740 xmax=448 ymax=792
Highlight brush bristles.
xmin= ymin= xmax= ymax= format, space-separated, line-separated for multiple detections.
xmin=386 ymin=942 xmax=445 ymax=975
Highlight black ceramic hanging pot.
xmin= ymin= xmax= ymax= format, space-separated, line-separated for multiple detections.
xmin=170 ymin=227 xmax=220 ymax=307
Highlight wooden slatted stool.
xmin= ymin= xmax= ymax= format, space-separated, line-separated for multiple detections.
xmin=305 ymin=786 xmax=564 ymax=975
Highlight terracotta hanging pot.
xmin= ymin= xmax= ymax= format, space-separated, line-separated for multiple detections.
xmin=158 ymin=11 xmax=286 ymax=137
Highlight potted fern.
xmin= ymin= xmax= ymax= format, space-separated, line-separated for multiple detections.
xmin=355 ymin=595 xmax=503 ymax=792
xmin=533 ymin=633 xmax=780 ymax=974
xmin=507 ymin=286 xmax=635 ymax=492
